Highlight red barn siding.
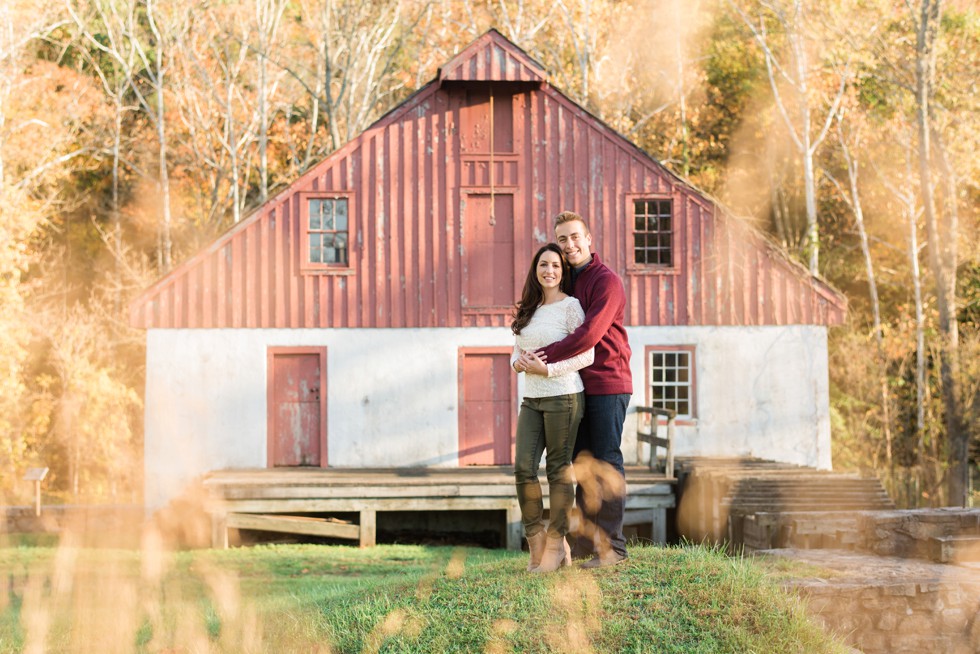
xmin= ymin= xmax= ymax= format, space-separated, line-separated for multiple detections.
xmin=440 ymin=31 xmax=545 ymax=84
xmin=131 ymin=30 xmax=846 ymax=331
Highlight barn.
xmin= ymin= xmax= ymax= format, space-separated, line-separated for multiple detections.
xmin=131 ymin=29 xmax=846 ymax=526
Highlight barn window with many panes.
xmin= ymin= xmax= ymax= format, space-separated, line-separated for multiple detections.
xmin=648 ymin=347 xmax=695 ymax=419
xmin=633 ymin=199 xmax=673 ymax=267
xmin=303 ymin=196 xmax=350 ymax=271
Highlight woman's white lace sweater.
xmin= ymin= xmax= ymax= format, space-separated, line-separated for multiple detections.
xmin=512 ymin=296 xmax=595 ymax=398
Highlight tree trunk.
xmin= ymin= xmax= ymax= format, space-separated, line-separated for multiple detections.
xmin=228 ymin=81 xmax=241 ymax=224
xmin=729 ymin=0 xmax=845 ymax=275
xmin=837 ymin=127 xmax=892 ymax=469
xmin=914 ymin=0 xmax=965 ymax=506
xmin=255 ymin=0 xmax=285 ymax=201
xmin=258 ymin=28 xmax=269 ymax=202
xmin=111 ymin=92 xmax=124 ymax=313
xmin=157 ymin=74 xmax=172 ymax=271
xmin=790 ymin=0 xmax=819 ymax=275
xmin=149 ymin=3 xmax=173 ymax=271
xmin=903 ymin=171 xmax=926 ymax=462
xmin=673 ymin=0 xmax=691 ymax=178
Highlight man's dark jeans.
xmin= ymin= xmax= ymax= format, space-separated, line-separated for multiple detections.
xmin=571 ymin=393 xmax=630 ymax=559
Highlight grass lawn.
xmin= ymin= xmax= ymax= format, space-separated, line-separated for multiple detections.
xmin=0 ymin=542 xmax=848 ymax=653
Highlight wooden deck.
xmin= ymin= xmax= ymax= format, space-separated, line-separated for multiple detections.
xmin=203 ymin=466 xmax=676 ymax=550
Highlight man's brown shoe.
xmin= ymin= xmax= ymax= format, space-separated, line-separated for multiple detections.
xmin=579 ymin=552 xmax=627 ymax=569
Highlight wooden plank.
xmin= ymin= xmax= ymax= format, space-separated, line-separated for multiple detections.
xmin=215 ymin=484 xmax=514 ymax=500
xmin=214 ymin=493 xmax=673 ymax=516
xmin=622 ymin=509 xmax=655 ymax=526
xmin=221 ymin=497 xmax=524 ymax=514
xmin=225 ymin=513 xmax=360 ymax=540
xmin=203 ymin=465 xmax=670 ymax=481
xmin=208 ymin=480 xmax=675 ymax=502
xmin=624 ymin=496 xmax=676 ymax=510
xmin=205 ymin=475 xmax=674 ymax=490
xmin=622 ymin=483 xmax=676 ymax=494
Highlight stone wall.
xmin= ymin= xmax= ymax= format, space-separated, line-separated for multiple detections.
xmin=2 ymin=505 xmax=145 ymax=547
xmin=743 ymin=508 xmax=980 ymax=562
xmin=763 ymin=549 xmax=980 ymax=654
xmin=749 ymin=508 xmax=980 ymax=653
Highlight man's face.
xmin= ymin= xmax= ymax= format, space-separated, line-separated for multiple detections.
xmin=555 ymin=220 xmax=592 ymax=267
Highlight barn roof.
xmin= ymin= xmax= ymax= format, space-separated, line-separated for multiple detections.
xmin=438 ymin=28 xmax=546 ymax=84
xmin=129 ymin=28 xmax=847 ymax=331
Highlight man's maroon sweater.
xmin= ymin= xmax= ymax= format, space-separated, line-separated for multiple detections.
xmin=538 ymin=253 xmax=633 ymax=395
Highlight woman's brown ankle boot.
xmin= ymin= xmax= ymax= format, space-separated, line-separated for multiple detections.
xmin=531 ymin=534 xmax=568 ymax=573
xmin=525 ymin=531 xmax=547 ymax=572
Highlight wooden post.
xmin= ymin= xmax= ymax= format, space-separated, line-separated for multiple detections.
xmin=212 ymin=513 xmax=229 ymax=549
xmin=359 ymin=509 xmax=377 ymax=548
xmin=34 ymin=480 xmax=41 ymax=517
xmin=651 ymin=508 xmax=667 ymax=545
xmin=636 ymin=410 xmax=648 ymax=467
xmin=505 ymin=502 xmax=523 ymax=551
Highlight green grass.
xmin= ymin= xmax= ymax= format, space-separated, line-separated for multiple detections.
xmin=0 ymin=543 xmax=848 ymax=653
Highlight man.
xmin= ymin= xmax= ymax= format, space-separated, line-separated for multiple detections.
xmin=533 ymin=210 xmax=632 ymax=568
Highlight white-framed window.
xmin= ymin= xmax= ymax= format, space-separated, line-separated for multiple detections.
xmin=632 ymin=198 xmax=674 ymax=267
xmin=646 ymin=346 xmax=696 ymax=419
xmin=300 ymin=193 xmax=353 ymax=273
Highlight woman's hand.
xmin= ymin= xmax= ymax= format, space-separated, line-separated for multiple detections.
xmin=517 ymin=350 xmax=548 ymax=376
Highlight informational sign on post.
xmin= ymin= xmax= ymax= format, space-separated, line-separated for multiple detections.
xmin=23 ymin=467 xmax=49 ymax=517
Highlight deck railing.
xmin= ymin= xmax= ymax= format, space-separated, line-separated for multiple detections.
xmin=635 ymin=406 xmax=675 ymax=479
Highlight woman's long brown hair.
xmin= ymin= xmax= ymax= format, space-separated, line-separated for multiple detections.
xmin=511 ymin=243 xmax=572 ymax=335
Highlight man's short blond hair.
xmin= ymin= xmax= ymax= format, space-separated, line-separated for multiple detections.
xmin=554 ymin=210 xmax=591 ymax=234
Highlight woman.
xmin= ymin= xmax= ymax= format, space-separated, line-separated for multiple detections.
xmin=511 ymin=243 xmax=594 ymax=573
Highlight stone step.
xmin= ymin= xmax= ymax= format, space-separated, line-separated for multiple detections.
xmin=723 ymin=491 xmax=893 ymax=501
xmin=728 ymin=501 xmax=893 ymax=509
xmin=726 ymin=505 xmax=893 ymax=515
xmin=723 ymin=493 xmax=892 ymax=505
xmin=731 ymin=490 xmax=887 ymax=498
xmin=732 ymin=479 xmax=887 ymax=488
xmin=930 ymin=535 xmax=980 ymax=564
xmin=676 ymin=458 xmax=897 ymax=547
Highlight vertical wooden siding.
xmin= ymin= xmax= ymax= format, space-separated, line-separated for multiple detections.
xmin=131 ymin=66 xmax=845 ymax=331
xmin=439 ymin=29 xmax=545 ymax=84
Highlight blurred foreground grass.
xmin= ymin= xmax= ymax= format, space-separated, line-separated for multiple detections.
xmin=0 ymin=542 xmax=848 ymax=653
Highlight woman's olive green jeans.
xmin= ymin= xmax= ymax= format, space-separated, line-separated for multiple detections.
xmin=514 ymin=392 xmax=584 ymax=538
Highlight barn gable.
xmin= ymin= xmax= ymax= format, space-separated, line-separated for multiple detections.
xmin=130 ymin=29 xmax=846 ymax=331
xmin=438 ymin=28 xmax=546 ymax=83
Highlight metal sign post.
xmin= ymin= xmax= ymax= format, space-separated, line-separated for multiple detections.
xmin=23 ymin=468 xmax=49 ymax=516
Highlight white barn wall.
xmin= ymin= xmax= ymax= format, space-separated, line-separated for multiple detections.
xmin=144 ymin=325 xmax=831 ymax=510
xmin=624 ymin=325 xmax=832 ymax=471
xmin=144 ymin=327 xmax=515 ymax=509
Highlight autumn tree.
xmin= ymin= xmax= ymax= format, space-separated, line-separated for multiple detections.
xmin=726 ymin=0 xmax=847 ymax=274
xmin=912 ymin=0 xmax=968 ymax=506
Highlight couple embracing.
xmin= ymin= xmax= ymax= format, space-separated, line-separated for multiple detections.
xmin=511 ymin=210 xmax=632 ymax=573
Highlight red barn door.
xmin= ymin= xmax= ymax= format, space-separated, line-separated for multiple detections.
xmin=267 ymin=347 xmax=327 ymax=467
xmin=458 ymin=83 xmax=517 ymax=312
xmin=458 ymin=348 xmax=515 ymax=465
xmin=462 ymin=194 xmax=515 ymax=310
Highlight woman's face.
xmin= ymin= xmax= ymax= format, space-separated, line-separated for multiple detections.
xmin=536 ymin=250 xmax=563 ymax=291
